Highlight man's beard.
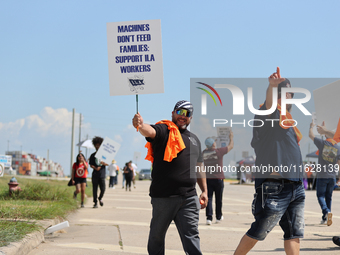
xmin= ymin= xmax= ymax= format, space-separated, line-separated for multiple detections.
xmin=172 ymin=117 xmax=188 ymax=130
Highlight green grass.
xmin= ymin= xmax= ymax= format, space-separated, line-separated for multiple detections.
xmin=0 ymin=176 xmax=93 ymax=247
xmin=0 ymin=220 xmax=41 ymax=247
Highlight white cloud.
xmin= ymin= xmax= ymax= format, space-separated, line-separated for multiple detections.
xmin=114 ymin=134 xmax=123 ymax=143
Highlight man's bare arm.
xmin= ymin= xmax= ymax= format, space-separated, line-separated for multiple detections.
xmin=317 ymin=121 xmax=335 ymax=139
xmin=196 ymin=162 xmax=208 ymax=209
xmin=309 ymin=122 xmax=315 ymax=140
xmin=265 ymin=67 xmax=286 ymax=110
xmin=132 ymin=113 xmax=156 ymax=139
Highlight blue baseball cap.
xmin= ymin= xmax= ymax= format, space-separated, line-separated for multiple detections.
xmin=205 ymin=138 xmax=215 ymax=148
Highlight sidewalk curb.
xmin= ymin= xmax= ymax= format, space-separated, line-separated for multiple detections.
xmin=0 ymin=218 xmax=62 ymax=255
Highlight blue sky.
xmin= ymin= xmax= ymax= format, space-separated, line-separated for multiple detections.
xmin=1 ymin=0 xmax=339 ymax=176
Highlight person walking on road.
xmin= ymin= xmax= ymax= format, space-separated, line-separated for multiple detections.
xmin=132 ymin=100 xmax=208 ymax=255
xmin=202 ymin=132 xmax=234 ymax=225
xmin=309 ymin=121 xmax=340 ymax=226
xmin=234 ymin=67 xmax=305 ymax=255
xmin=108 ymin=159 xmax=118 ymax=189
xmin=72 ymin=153 xmax=88 ymax=208
xmin=89 ymin=136 xmax=108 ymax=208
xmin=123 ymin=161 xmax=134 ymax=191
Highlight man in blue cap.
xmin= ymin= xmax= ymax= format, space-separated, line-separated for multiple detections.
xmin=202 ymin=131 xmax=234 ymax=225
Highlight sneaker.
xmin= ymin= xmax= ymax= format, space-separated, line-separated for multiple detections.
xmin=112 ymin=186 xmax=115 ymax=189
xmin=99 ymin=200 xmax=104 ymax=207
xmin=81 ymin=203 xmax=84 ymax=208
xmin=327 ymin=212 xmax=333 ymax=226
xmin=206 ymin=220 xmax=212 ymax=225
xmin=93 ymin=203 xmax=98 ymax=208
xmin=73 ymin=191 xmax=77 ymax=199
xmin=320 ymin=219 xmax=327 ymax=225
xmin=216 ymin=216 xmax=224 ymax=223
xmin=333 ymin=236 xmax=340 ymax=247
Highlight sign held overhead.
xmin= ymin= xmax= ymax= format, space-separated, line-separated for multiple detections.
xmin=107 ymin=19 xmax=164 ymax=96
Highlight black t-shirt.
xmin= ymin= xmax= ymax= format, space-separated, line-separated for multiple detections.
xmin=251 ymin=103 xmax=303 ymax=188
xmin=146 ymin=124 xmax=203 ymax=198
xmin=89 ymin=152 xmax=106 ymax=179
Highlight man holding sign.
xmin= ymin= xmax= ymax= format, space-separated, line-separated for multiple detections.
xmin=89 ymin=136 xmax=108 ymax=208
xmin=132 ymin=100 xmax=207 ymax=255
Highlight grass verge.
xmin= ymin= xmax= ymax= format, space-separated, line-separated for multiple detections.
xmin=0 ymin=177 xmax=92 ymax=247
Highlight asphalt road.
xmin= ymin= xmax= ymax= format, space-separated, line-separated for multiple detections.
xmin=27 ymin=178 xmax=340 ymax=255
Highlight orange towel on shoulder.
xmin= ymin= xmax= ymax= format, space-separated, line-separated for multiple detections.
xmin=145 ymin=120 xmax=186 ymax=163
xmin=277 ymin=104 xmax=302 ymax=144
xmin=259 ymin=103 xmax=302 ymax=144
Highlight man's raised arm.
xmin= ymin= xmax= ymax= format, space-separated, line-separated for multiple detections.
xmin=265 ymin=66 xmax=286 ymax=110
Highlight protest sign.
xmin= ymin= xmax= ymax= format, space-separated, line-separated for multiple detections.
xmin=133 ymin=151 xmax=141 ymax=163
xmin=107 ymin=19 xmax=164 ymax=96
xmin=0 ymin=163 xmax=4 ymax=177
xmin=216 ymin=127 xmax=231 ymax=148
xmin=313 ymin=80 xmax=340 ymax=131
xmin=95 ymin=137 xmax=121 ymax=165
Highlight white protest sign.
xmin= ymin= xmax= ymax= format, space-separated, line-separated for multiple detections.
xmin=107 ymin=19 xmax=164 ymax=96
xmin=133 ymin=151 xmax=141 ymax=163
xmin=95 ymin=137 xmax=121 ymax=165
xmin=216 ymin=127 xmax=231 ymax=148
xmin=313 ymin=80 xmax=340 ymax=131
xmin=0 ymin=163 xmax=4 ymax=177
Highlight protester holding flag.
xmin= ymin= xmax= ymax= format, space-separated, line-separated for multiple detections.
xmin=132 ymin=100 xmax=207 ymax=255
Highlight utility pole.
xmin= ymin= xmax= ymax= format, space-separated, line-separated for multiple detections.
xmin=7 ymin=140 xmax=9 ymax=154
xmin=70 ymin=108 xmax=75 ymax=175
xmin=86 ymin=134 xmax=89 ymax=159
xmin=79 ymin=113 xmax=82 ymax=153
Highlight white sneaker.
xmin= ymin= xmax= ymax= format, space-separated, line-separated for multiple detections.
xmin=327 ymin=212 xmax=333 ymax=226
xmin=206 ymin=220 xmax=212 ymax=225
xmin=320 ymin=219 xmax=327 ymax=225
xmin=216 ymin=216 xmax=224 ymax=223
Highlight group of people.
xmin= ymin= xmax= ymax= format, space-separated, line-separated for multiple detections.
xmin=70 ymin=67 xmax=339 ymax=254
xmin=71 ymin=136 xmax=108 ymax=208
xmin=132 ymin=67 xmax=340 ymax=254
xmin=71 ymin=137 xmax=139 ymax=209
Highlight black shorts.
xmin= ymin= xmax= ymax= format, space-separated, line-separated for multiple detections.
xmin=74 ymin=177 xmax=87 ymax=185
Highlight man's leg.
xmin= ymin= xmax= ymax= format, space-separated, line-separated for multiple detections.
xmin=279 ymin=183 xmax=305 ymax=255
xmin=98 ymin=178 xmax=106 ymax=201
xmin=174 ymin=196 xmax=202 ymax=255
xmin=92 ymin=177 xmax=99 ymax=204
xmin=206 ymin=179 xmax=214 ymax=222
xmin=234 ymin=235 xmax=258 ymax=255
xmin=284 ymin=238 xmax=300 ymax=255
xmin=148 ymin=197 xmax=179 ymax=255
xmin=215 ymin=179 xmax=224 ymax=221
xmin=235 ymin=181 xmax=291 ymax=254
xmin=316 ymin=178 xmax=329 ymax=220
xmin=325 ymin=178 xmax=336 ymax=212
